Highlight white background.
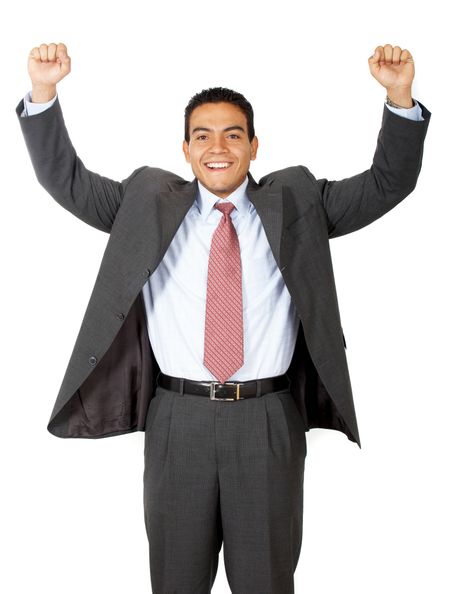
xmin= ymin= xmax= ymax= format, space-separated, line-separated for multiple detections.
xmin=1 ymin=0 xmax=448 ymax=592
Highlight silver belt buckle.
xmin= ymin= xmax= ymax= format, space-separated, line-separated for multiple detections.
xmin=209 ymin=381 xmax=243 ymax=401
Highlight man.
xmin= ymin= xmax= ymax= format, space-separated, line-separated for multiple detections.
xmin=17 ymin=42 xmax=431 ymax=594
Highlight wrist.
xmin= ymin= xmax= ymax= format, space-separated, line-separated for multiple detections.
xmin=31 ymin=84 xmax=57 ymax=103
xmin=386 ymin=86 xmax=413 ymax=108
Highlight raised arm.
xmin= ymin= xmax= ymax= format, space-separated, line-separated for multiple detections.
xmin=313 ymin=44 xmax=431 ymax=239
xmin=16 ymin=43 xmax=140 ymax=233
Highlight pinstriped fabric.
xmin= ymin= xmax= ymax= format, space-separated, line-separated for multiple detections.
xmin=203 ymin=202 xmax=244 ymax=383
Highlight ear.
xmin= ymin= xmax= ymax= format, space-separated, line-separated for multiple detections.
xmin=182 ymin=140 xmax=191 ymax=163
xmin=250 ymin=135 xmax=259 ymax=161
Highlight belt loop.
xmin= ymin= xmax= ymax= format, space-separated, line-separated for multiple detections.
xmin=179 ymin=377 xmax=185 ymax=396
xmin=256 ymin=379 xmax=261 ymax=398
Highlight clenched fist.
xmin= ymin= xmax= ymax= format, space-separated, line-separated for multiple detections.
xmin=368 ymin=44 xmax=415 ymax=107
xmin=28 ymin=43 xmax=71 ymax=102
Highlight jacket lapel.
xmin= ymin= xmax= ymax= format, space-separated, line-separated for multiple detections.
xmin=246 ymin=172 xmax=284 ymax=269
xmin=154 ymin=177 xmax=199 ymax=259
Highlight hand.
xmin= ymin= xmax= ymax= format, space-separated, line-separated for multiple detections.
xmin=27 ymin=43 xmax=71 ymax=101
xmin=368 ymin=44 xmax=415 ymax=106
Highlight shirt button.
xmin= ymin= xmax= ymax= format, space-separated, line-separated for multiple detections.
xmin=88 ymin=356 xmax=97 ymax=366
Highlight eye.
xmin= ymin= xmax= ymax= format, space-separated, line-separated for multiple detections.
xmin=228 ymin=134 xmax=240 ymax=139
xmin=196 ymin=135 xmax=208 ymax=141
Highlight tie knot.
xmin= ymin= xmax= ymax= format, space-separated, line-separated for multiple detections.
xmin=214 ymin=202 xmax=236 ymax=217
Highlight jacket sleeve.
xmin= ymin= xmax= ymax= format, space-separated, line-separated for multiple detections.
xmin=305 ymin=100 xmax=432 ymax=239
xmin=16 ymin=95 xmax=144 ymax=234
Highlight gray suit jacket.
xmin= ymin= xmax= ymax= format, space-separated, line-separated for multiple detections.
xmin=16 ymin=96 xmax=431 ymax=448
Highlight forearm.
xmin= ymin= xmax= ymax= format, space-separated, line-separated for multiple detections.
xmin=316 ymin=99 xmax=432 ymax=239
xmin=16 ymin=95 xmax=123 ymax=233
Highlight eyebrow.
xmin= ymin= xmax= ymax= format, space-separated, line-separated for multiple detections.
xmin=191 ymin=125 xmax=246 ymax=134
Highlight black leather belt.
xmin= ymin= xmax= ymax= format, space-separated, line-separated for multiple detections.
xmin=157 ymin=372 xmax=290 ymax=401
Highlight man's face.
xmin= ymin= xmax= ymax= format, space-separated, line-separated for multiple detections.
xmin=182 ymin=102 xmax=258 ymax=199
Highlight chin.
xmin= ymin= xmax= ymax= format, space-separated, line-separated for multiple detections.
xmin=210 ymin=186 xmax=234 ymax=195
xmin=201 ymin=180 xmax=231 ymax=193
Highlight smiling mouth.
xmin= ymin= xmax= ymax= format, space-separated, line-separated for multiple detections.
xmin=204 ymin=162 xmax=233 ymax=171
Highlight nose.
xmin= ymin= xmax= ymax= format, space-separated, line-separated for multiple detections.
xmin=209 ymin=135 xmax=228 ymax=153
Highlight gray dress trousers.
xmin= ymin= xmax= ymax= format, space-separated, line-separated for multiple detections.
xmin=143 ymin=378 xmax=307 ymax=594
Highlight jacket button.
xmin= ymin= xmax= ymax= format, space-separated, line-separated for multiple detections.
xmin=88 ymin=356 xmax=97 ymax=366
xmin=116 ymin=312 xmax=125 ymax=320
xmin=143 ymin=268 xmax=151 ymax=278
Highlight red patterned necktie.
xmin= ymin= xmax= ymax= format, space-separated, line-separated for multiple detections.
xmin=203 ymin=201 xmax=244 ymax=383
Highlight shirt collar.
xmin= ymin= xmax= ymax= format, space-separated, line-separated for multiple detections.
xmin=196 ymin=175 xmax=251 ymax=221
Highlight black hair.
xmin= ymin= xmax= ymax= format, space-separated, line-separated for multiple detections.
xmin=184 ymin=87 xmax=255 ymax=143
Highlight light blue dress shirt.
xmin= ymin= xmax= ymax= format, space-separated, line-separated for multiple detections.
xmin=141 ymin=175 xmax=302 ymax=381
xmin=21 ymin=91 xmax=425 ymax=381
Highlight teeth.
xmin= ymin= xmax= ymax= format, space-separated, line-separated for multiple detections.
xmin=206 ymin=162 xmax=231 ymax=169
